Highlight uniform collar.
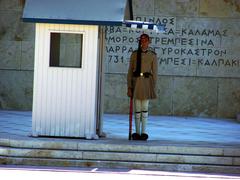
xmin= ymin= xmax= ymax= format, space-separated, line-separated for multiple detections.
xmin=141 ymin=49 xmax=148 ymax=53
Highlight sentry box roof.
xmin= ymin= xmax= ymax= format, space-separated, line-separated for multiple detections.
xmin=22 ymin=0 xmax=133 ymax=26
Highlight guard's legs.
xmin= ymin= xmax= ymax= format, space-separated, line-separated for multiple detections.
xmin=133 ymin=99 xmax=149 ymax=140
xmin=141 ymin=100 xmax=149 ymax=134
xmin=134 ymin=99 xmax=141 ymax=135
xmin=141 ymin=111 xmax=148 ymax=134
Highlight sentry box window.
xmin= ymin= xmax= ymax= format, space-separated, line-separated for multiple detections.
xmin=50 ymin=33 xmax=83 ymax=68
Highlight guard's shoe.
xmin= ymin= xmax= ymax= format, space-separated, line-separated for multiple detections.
xmin=132 ymin=133 xmax=141 ymax=140
xmin=141 ymin=133 xmax=148 ymax=141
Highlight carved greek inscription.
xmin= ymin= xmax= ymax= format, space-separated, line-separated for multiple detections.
xmin=105 ymin=16 xmax=239 ymax=77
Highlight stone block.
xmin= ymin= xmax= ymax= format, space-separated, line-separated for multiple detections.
xmin=20 ymin=41 xmax=35 ymax=70
xmin=83 ymin=151 xmax=157 ymax=162
xmin=0 ymin=0 xmax=24 ymax=11
xmin=78 ymin=142 xmax=150 ymax=152
xmin=151 ymin=76 xmax=173 ymax=115
xmin=154 ymin=0 xmax=199 ymax=16
xmin=8 ymin=139 xmax=35 ymax=148
xmin=158 ymin=55 xmax=198 ymax=77
xmin=157 ymin=154 xmax=232 ymax=165
xmin=8 ymin=157 xmax=78 ymax=167
xmin=218 ymin=79 xmax=240 ymax=118
xmin=173 ymin=17 xmax=240 ymax=78
xmin=16 ymin=21 xmax=35 ymax=42
xmin=162 ymin=146 xmax=224 ymax=156
xmin=172 ymin=77 xmax=218 ymax=117
xmin=0 ymin=138 xmax=10 ymax=146
xmin=107 ymin=55 xmax=129 ymax=73
xmin=0 ymin=7 xmax=34 ymax=42
xmin=0 ymin=70 xmax=33 ymax=110
xmin=199 ymin=0 xmax=240 ymax=17
xmin=21 ymin=149 xmax=83 ymax=159
xmin=0 ymin=41 xmax=21 ymax=69
xmin=9 ymin=148 xmax=63 ymax=159
xmin=104 ymin=74 xmax=129 ymax=113
xmin=233 ymin=157 xmax=240 ymax=165
xmin=132 ymin=0 xmax=155 ymax=16
xmin=192 ymin=164 xmax=240 ymax=174
xmin=32 ymin=140 xmax=78 ymax=150
xmin=0 ymin=11 xmax=23 ymax=41
xmin=178 ymin=17 xmax=237 ymax=78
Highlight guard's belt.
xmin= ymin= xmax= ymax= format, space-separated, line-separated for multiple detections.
xmin=133 ymin=72 xmax=152 ymax=78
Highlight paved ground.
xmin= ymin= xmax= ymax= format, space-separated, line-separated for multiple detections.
xmin=1 ymin=110 xmax=240 ymax=146
xmin=1 ymin=165 xmax=240 ymax=180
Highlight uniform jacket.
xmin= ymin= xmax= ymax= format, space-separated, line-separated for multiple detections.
xmin=127 ymin=48 xmax=158 ymax=100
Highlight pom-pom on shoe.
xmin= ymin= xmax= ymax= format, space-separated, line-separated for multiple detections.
xmin=141 ymin=133 xmax=148 ymax=141
xmin=132 ymin=133 xmax=141 ymax=140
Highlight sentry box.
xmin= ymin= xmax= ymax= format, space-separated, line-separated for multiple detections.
xmin=23 ymin=0 xmax=132 ymax=139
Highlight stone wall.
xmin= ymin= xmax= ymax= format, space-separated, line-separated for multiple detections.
xmin=0 ymin=0 xmax=34 ymax=110
xmin=104 ymin=0 xmax=240 ymax=118
xmin=0 ymin=0 xmax=240 ymax=118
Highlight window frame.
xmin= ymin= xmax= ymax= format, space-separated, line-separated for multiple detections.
xmin=48 ymin=30 xmax=85 ymax=69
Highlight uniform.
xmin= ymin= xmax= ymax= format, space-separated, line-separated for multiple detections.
xmin=127 ymin=48 xmax=158 ymax=100
xmin=127 ymin=47 xmax=158 ymax=140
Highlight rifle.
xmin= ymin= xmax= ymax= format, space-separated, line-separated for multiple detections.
xmin=128 ymin=97 xmax=133 ymax=140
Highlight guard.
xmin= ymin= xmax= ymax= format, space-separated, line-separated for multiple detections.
xmin=127 ymin=33 xmax=158 ymax=140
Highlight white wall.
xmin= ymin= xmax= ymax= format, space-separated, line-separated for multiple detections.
xmin=32 ymin=23 xmax=99 ymax=139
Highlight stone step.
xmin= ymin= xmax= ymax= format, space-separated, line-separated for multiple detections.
xmin=1 ymin=155 xmax=240 ymax=174
xmin=0 ymin=146 xmax=240 ymax=166
xmin=1 ymin=138 xmax=240 ymax=156
xmin=1 ymin=138 xmax=240 ymax=174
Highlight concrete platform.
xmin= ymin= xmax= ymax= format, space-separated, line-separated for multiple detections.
xmin=1 ymin=110 xmax=240 ymax=174
xmin=1 ymin=110 xmax=240 ymax=146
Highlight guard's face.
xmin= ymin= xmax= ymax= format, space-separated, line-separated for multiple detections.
xmin=140 ymin=36 xmax=150 ymax=50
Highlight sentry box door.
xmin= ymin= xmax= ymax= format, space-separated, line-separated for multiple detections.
xmin=32 ymin=23 xmax=99 ymax=139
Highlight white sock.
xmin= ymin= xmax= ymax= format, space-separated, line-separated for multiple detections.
xmin=141 ymin=111 xmax=148 ymax=134
xmin=135 ymin=112 xmax=141 ymax=134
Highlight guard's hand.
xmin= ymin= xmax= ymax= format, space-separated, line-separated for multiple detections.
xmin=127 ymin=88 xmax=133 ymax=98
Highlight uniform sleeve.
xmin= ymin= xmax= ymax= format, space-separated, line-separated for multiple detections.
xmin=152 ymin=53 xmax=158 ymax=88
xmin=127 ymin=53 xmax=135 ymax=89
